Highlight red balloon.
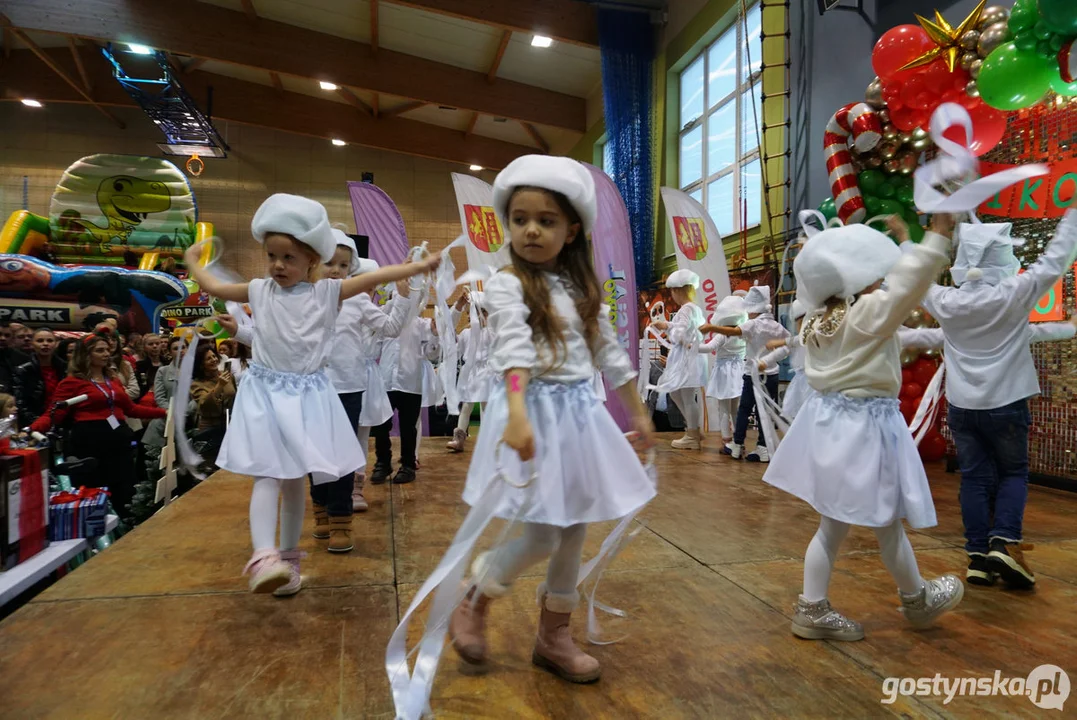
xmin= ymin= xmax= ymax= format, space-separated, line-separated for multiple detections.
xmin=900 ymin=381 xmax=925 ymax=401
xmin=919 ymin=429 xmax=947 ymax=462
xmin=902 ymin=369 xmax=913 ymax=385
xmin=966 ymin=102 xmax=1009 ymax=156
xmin=873 ymin=25 xmax=936 ymax=82
xmin=891 ymin=105 xmax=927 ymax=131
xmin=900 ymin=397 xmax=920 ymax=424
xmin=900 ymin=75 xmax=936 ymax=110
xmin=911 ymin=358 xmax=938 ymax=388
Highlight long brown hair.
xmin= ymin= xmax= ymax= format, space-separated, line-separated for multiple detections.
xmin=68 ymin=335 xmax=116 ymax=381
xmin=506 ymin=187 xmax=601 ymax=371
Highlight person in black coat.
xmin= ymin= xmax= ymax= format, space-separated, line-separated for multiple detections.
xmin=13 ymin=328 xmax=66 ymax=427
xmin=0 ymin=321 xmax=29 ymax=394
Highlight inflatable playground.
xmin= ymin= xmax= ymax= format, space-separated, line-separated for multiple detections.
xmin=0 ymin=154 xmax=218 ymax=335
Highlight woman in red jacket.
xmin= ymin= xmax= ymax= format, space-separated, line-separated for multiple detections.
xmin=32 ymin=334 xmax=167 ymax=520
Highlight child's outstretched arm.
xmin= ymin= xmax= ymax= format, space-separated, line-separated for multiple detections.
xmin=185 ymin=243 xmax=249 ymax=302
xmin=340 ymin=254 xmax=441 ymax=300
xmin=699 ymin=324 xmax=742 ymax=336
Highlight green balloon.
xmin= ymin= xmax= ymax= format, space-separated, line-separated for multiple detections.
xmin=1009 ymin=0 xmax=1038 ymax=32
xmin=877 ymin=199 xmax=905 ymax=217
xmin=1051 ymin=71 xmax=1077 ymax=96
xmin=1014 ymin=30 xmax=1038 ymax=51
xmin=895 ymin=186 xmax=914 ymax=205
xmin=907 ymin=221 xmax=925 ymax=243
xmin=876 ymin=183 xmax=895 ymax=199
xmin=978 ymin=42 xmax=1054 ymax=111
xmin=858 ymin=169 xmax=886 ymax=196
xmin=818 ymin=197 xmax=837 ymax=220
xmin=867 ymin=217 xmax=889 ymax=233
xmin=864 ymin=194 xmax=884 ymax=216
xmin=1038 ymin=0 xmax=1077 ymax=36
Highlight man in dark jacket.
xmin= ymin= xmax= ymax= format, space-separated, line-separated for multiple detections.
xmin=0 ymin=321 xmax=29 ymax=394
xmin=13 ymin=328 xmax=65 ymax=426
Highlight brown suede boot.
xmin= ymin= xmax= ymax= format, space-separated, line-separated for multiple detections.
xmin=449 ymin=553 xmax=509 ymax=668
xmin=328 ymin=515 xmax=354 ymax=553
xmin=312 ymin=503 xmax=330 ymax=540
xmin=352 ymin=474 xmax=368 ymax=513
xmin=531 ymin=589 xmax=601 ymax=683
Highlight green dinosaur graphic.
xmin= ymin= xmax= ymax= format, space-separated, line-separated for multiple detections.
xmin=68 ymin=175 xmax=172 ymax=244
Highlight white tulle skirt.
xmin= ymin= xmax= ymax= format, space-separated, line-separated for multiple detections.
xmin=357 ymin=358 xmax=394 ymax=427
xmin=461 ymin=379 xmax=656 ymax=526
xmin=763 ymin=392 xmax=936 ymax=529
xmin=217 ymin=363 xmax=365 ymax=484
xmin=705 ymin=357 xmax=743 ymax=400
xmin=651 ymin=343 xmax=707 ymax=394
xmin=421 ymin=360 xmax=442 ymax=407
xmin=458 ymin=359 xmax=494 ymax=404
xmin=781 ymin=372 xmax=811 ymax=420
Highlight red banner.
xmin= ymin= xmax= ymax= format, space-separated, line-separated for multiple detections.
xmin=978 ymin=159 xmax=1077 ymax=219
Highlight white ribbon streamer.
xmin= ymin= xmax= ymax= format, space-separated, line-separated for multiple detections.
xmin=907 ymin=359 xmax=946 ymax=446
xmin=434 ymin=236 xmax=467 ymax=413
xmin=749 ymin=363 xmax=790 ymax=453
xmin=171 ymin=334 xmax=206 ymax=480
xmin=914 ymin=103 xmax=1048 ymax=216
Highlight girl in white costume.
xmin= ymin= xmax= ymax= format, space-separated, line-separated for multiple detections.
xmin=763 ymin=214 xmax=963 ymax=641
xmin=447 ymin=291 xmax=492 ymax=453
xmin=701 ymin=294 xmax=747 ymax=445
xmin=430 ymin=156 xmax=655 ymax=691
xmin=760 ymin=300 xmax=810 ymax=420
xmin=184 ymin=194 xmax=438 ymax=595
xmin=650 ymin=270 xmax=708 ymax=450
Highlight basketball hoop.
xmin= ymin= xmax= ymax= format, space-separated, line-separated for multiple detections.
xmin=186 ymin=154 xmax=205 ymax=176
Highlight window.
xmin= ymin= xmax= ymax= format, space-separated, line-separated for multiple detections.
xmin=600 ymin=138 xmax=614 ymax=179
xmin=677 ymin=2 xmax=763 ymax=236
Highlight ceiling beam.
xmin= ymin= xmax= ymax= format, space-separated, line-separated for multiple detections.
xmin=0 ymin=22 xmax=124 ymax=128
xmin=381 ymin=100 xmax=425 ymax=117
xmin=385 ymin=0 xmax=599 ymax=47
xmin=370 ymin=0 xmax=379 ymax=55
xmin=3 ymin=26 xmax=13 ymax=59
xmin=487 ymin=30 xmax=510 ymax=84
xmin=2 ymin=0 xmax=586 ymax=132
xmin=239 ymin=0 xmax=258 ymax=23
xmin=337 ymin=86 xmax=373 ymax=117
xmin=465 ymin=111 xmax=478 ymax=138
xmin=269 ymin=70 xmax=283 ymax=96
xmin=0 ymin=48 xmax=534 ymax=169
xmin=522 ymin=122 xmax=549 ymax=154
xmin=185 ymin=57 xmax=207 ymax=73
xmin=67 ymin=36 xmax=92 ymax=94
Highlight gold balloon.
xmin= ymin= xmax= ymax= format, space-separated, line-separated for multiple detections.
xmin=883 ymin=125 xmax=900 ymax=141
xmin=911 ymin=127 xmax=929 ymax=140
xmin=977 ymin=22 xmax=1009 ymax=58
xmin=898 ymin=132 xmax=912 ymax=145
xmin=970 ymin=59 xmax=983 ymax=78
xmin=866 ymin=77 xmax=884 ymax=107
xmin=960 ymin=51 xmax=978 ymax=70
xmin=901 ymin=349 xmax=920 ymax=367
xmin=978 ymin=5 xmax=1009 ymax=30
xmin=877 ymin=108 xmax=890 ymax=125
xmin=905 ymin=309 xmax=924 ymax=327
xmin=960 ymin=30 xmax=980 ymax=51
xmin=879 ymin=140 xmax=899 ymax=159
xmin=923 ymin=348 xmax=941 ymax=359
xmin=900 ymin=151 xmax=919 ymax=174
xmin=966 ymin=80 xmax=980 ymax=98
xmin=864 ymin=154 xmax=883 ymax=169
xmin=911 ymin=136 xmax=932 ymax=151
xmin=883 ymin=158 xmax=901 ymax=174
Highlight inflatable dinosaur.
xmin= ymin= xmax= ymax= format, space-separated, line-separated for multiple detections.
xmin=66 ymin=175 xmax=172 ymax=245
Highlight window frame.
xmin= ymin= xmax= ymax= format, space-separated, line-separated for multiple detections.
xmin=677 ymin=2 xmax=763 ymax=237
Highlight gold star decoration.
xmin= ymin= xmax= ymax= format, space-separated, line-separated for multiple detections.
xmin=899 ymin=0 xmax=987 ymax=73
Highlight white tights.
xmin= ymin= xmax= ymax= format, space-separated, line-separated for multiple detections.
xmin=670 ymin=388 xmax=702 ymax=430
xmin=487 ymin=523 xmax=587 ymax=601
xmin=356 ymin=426 xmax=371 ymax=472
xmin=250 ymin=476 xmax=306 ymax=552
xmin=456 ymin=402 xmax=486 ymax=432
xmin=716 ymin=397 xmax=739 ymax=440
xmin=802 ymin=516 xmax=924 ymax=601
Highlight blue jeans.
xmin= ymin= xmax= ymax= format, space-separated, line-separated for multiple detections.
xmin=309 ymin=391 xmax=363 ymax=517
xmin=947 ymin=399 xmax=1030 ymax=555
xmin=733 ymin=373 xmax=780 ymax=446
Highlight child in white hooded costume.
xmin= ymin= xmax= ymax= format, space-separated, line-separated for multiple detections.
xmin=650 ymin=269 xmax=708 ymax=449
xmin=700 ymin=294 xmax=747 ymax=444
xmin=763 ymin=214 xmax=963 ymax=641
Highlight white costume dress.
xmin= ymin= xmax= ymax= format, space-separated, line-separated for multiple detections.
xmin=456 ymin=324 xmax=495 ymax=404
xmin=651 ymin=302 xmax=707 ymax=392
xmin=462 ymin=270 xmax=655 ymax=526
xmin=329 ymin=291 xmax=415 ymax=427
xmin=763 ymin=233 xmax=951 ymax=529
xmin=379 ymin=315 xmax=442 ymax=407
xmin=702 ymin=326 xmax=745 ymax=400
xmin=761 ymin=334 xmax=810 ymax=419
xmin=216 ymin=277 xmax=365 ymax=483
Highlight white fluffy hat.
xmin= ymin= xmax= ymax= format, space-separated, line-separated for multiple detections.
xmin=330 ymin=228 xmax=363 ymax=275
xmin=794 ymin=224 xmax=900 ymax=311
xmin=356 ymin=258 xmax=379 ymax=275
xmin=791 ymin=298 xmax=807 ymax=320
xmin=251 ymin=193 xmax=336 ymax=263
xmin=743 ymin=285 xmax=772 ymax=314
xmin=951 ymin=222 xmax=1021 ymax=286
xmin=665 ymin=269 xmax=700 ymax=289
xmin=493 ymin=155 xmax=597 ymax=235
xmin=711 ymin=294 xmax=747 ymax=325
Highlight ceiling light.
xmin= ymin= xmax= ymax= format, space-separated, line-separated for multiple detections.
xmin=531 ymin=35 xmax=554 ymax=48
xmin=331 ymin=138 xmax=346 ymax=146
xmin=319 ymin=81 xmax=339 ymax=91
xmin=128 ymin=44 xmax=154 ymax=55
xmin=20 ymin=99 xmax=43 ymax=108
xmin=469 ymin=165 xmax=482 ymax=171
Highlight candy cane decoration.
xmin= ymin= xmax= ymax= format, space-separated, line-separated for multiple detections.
xmin=1060 ymin=39 xmax=1076 ymax=84
xmin=824 ymin=102 xmax=883 ymax=224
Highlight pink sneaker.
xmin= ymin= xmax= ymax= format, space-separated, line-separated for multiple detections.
xmin=243 ymin=549 xmax=292 ymax=594
xmin=273 ymin=549 xmax=307 ymax=597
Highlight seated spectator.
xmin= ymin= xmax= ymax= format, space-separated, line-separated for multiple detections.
xmin=0 ymin=321 xmax=29 ymax=393
xmin=135 ymin=333 xmax=166 ymax=398
xmin=10 ymin=323 xmax=33 ymax=354
xmin=0 ymin=392 xmax=16 ymax=418
xmin=13 ymin=328 xmax=65 ymax=427
xmin=189 ymin=343 xmax=236 ymax=470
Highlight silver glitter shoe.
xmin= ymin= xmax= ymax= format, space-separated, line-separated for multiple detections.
xmin=899 ymin=574 xmax=964 ymax=628
xmin=791 ymin=596 xmax=864 ymax=641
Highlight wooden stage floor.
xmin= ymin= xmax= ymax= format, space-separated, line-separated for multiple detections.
xmin=2 ymin=433 xmax=1077 ymax=719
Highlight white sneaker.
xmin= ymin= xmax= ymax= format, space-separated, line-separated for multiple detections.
xmin=722 ymin=442 xmax=743 ymax=459
xmin=746 ymin=446 xmax=770 ymax=463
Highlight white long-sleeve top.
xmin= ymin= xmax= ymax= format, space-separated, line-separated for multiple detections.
xmin=922 ymin=212 xmax=1077 ymax=409
xmin=328 ymin=291 xmax=414 ymax=393
xmin=738 ymin=313 xmax=790 ymax=376
xmin=668 ymin=302 xmax=704 ymax=347
xmin=804 ymin=232 xmax=951 ymax=398
xmin=380 ymin=315 xmax=439 ymax=395
xmin=759 ymin=333 xmax=802 ymax=371
xmin=700 ymin=333 xmax=745 ymax=360
xmin=898 ymin=322 xmax=1076 ymax=350
xmin=458 ymin=325 xmax=489 ymax=366
xmin=485 ymin=270 xmax=636 ymax=389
